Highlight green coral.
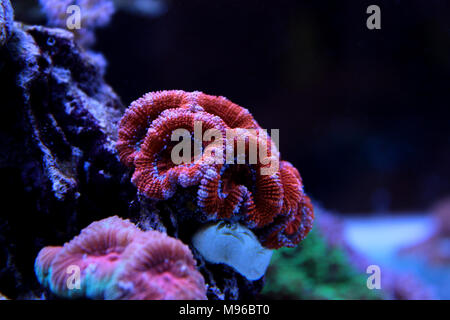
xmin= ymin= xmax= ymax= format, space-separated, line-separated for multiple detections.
xmin=261 ymin=228 xmax=383 ymax=300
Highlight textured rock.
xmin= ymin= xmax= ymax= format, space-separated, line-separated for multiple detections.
xmin=0 ymin=0 xmax=13 ymax=46
xmin=0 ymin=10 xmax=127 ymax=298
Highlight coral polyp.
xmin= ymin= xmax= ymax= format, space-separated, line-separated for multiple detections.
xmin=117 ymin=90 xmax=314 ymax=249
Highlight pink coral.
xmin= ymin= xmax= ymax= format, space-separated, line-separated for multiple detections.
xmin=34 ymin=216 xmax=207 ymax=300
xmin=105 ymin=231 xmax=207 ymax=300
xmin=35 ymin=246 xmax=63 ymax=288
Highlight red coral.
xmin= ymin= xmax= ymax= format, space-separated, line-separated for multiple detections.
xmin=34 ymin=216 xmax=207 ymax=300
xmin=196 ymin=130 xmax=277 ymax=224
xmin=132 ymin=108 xmax=228 ymax=199
xmin=117 ymin=90 xmax=197 ymax=167
xmin=117 ymin=90 xmax=314 ymax=249
xmin=197 ymin=93 xmax=260 ymax=129
xmin=197 ymin=130 xmax=285 ymax=228
xmin=261 ymin=195 xmax=314 ymax=249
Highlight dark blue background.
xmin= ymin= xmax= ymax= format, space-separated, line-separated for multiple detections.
xmin=95 ymin=1 xmax=450 ymax=213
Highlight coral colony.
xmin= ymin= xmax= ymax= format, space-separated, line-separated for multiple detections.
xmin=117 ymin=90 xmax=314 ymax=250
xmin=35 ymin=216 xmax=207 ymax=300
